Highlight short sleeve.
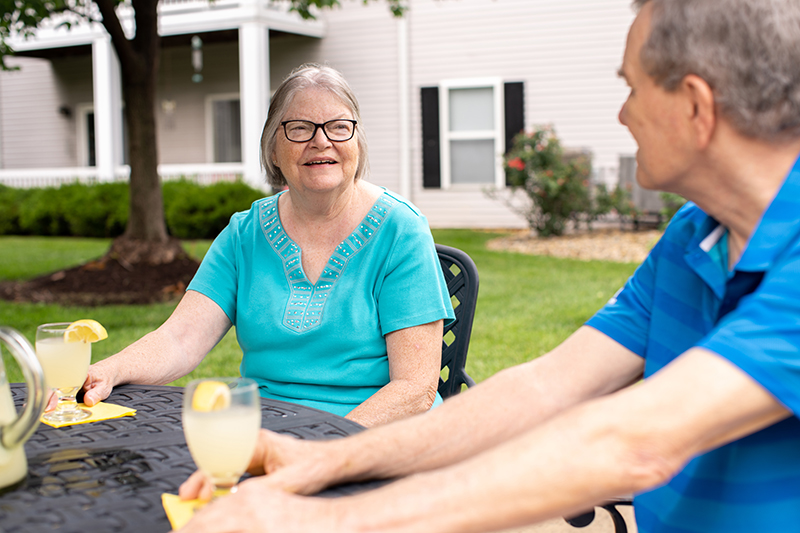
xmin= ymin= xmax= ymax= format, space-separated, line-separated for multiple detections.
xmin=586 ymin=239 xmax=660 ymax=357
xmin=186 ymin=213 xmax=243 ymax=323
xmin=375 ymin=211 xmax=455 ymax=335
xmin=700 ymin=241 xmax=800 ymax=414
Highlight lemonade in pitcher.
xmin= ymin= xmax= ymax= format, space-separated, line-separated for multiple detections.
xmin=0 ymin=379 xmax=27 ymax=490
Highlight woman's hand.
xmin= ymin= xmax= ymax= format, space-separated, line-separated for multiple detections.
xmin=179 ymin=429 xmax=343 ymax=501
xmin=80 ymin=361 xmax=117 ymax=407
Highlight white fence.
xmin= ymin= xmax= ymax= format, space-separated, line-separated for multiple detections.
xmin=0 ymin=163 xmax=260 ymax=189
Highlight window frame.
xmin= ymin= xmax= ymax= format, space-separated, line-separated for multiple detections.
xmin=438 ymin=78 xmax=505 ymax=189
xmin=76 ymin=103 xmax=95 ymax=167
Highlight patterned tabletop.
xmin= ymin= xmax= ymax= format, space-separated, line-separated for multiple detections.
xmin=1 ymin=383 xmax=382 ymax=533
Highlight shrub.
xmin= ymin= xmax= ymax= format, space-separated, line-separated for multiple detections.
xmin=502 ymin=126 xmax=629 ymax=236
xmin=164 ymin=180 xmax=265 ymax=239
xmin=659 ymin=192 xmax=687 ymax=229
xmin=0 ymin=180 xmax=267 ymax=239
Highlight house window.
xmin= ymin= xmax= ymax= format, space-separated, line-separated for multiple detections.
xmin=206 ymin=94 xmax=242 ymax=163
xmin=421 ymin=80 xmax=524 ymax=189
xmin=76 ymin=103 xmax=128 ymax=167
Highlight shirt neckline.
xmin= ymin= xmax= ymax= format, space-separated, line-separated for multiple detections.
xmin=258 ymin=191 xmax=397 ymax=332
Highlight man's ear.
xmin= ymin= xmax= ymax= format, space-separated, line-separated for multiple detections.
xmin=681 ymin=74 xmax=716 ymax=149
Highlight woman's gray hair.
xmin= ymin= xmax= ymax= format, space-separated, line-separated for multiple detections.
xmin=260 ymin=63 xmax=369 ymax=189
xmin=633 ymin=0 xmax=800 ymax=140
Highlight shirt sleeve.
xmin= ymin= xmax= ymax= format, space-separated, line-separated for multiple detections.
xmin=700 ymin=239 xmax=800 ymax=415
xmin=585 ymin=238 xmax=661 ymax=357
xmin=375 ymin=209 xmax=455 ymax=336
xmin=186 ymin=213 xmax=243 ymax=324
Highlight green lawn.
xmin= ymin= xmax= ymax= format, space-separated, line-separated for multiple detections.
xmin=0 ymin=232 xmax=638 ymax=386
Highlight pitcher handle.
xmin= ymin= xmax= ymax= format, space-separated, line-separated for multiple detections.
xmin=0 ymin=327 xmax=46 ymax=448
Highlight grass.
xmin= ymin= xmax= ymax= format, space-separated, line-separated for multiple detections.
xmin=0 ymin=232 xmax=638 ymax=387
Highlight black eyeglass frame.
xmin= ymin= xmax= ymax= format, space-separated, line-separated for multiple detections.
xmin=280 ymin=119 xmax=358 ymax=143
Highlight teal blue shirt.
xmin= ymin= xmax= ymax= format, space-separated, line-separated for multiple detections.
xmin=188 ymin=190 xmax=455 ymax=416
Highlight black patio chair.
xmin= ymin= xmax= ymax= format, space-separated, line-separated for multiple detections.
xmin=435 ymin=244 xmax=479 ymax=399
xmin=565 ymin=498 xmax=634 ymax=532
xmin=436 ymin=245 xmax=633 ymax=531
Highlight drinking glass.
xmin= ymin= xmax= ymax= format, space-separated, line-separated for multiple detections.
xmin=35 ymin=322 xmax=92 ymax=423
xmin=182 ymin=377 xmax=261 ymax=498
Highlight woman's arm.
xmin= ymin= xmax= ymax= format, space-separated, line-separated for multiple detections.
xmin=82 ymin=290 xmax=232 ymax=406
xmin=344 ymin=319 xmax=443 ymax=427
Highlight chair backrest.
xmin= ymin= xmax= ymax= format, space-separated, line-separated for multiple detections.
xmin=436 ymin=244 xmax=479 ymax=398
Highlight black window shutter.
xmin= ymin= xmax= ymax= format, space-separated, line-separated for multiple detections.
xmin=504 ymin=81 xmax=525 ymax=186
xmin=421 ymin=86 xmax=441 ymax=189
xmin=504 ymin=81 xmax=525 ymax=155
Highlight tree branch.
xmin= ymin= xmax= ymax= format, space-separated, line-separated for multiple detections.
xmin=93 ymin=0 xmax=136 ymax=70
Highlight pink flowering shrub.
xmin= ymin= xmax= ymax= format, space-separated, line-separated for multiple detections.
xmin=503 ymin=125 xmax=629 ymax=236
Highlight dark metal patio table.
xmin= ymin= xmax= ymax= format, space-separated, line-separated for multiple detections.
xmin=1 ymin=383 xmax=379 ymax=533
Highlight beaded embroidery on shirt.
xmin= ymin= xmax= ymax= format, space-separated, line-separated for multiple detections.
xmin=259 ymin=193 xmax=397 ymax=332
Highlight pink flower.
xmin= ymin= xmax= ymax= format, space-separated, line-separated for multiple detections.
xmin=508 ymin=157 xmax=525 ymax=171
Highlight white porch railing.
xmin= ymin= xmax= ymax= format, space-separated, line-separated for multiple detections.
xmin=0 ymin=163 xmax=260 ymax=189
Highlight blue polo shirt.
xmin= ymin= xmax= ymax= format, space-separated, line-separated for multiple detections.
xmin=587 ymin=154 xmax=800 ymax=532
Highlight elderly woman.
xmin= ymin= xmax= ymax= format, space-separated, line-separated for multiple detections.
xmin=81 ymin=64 xmax=454 ymax=427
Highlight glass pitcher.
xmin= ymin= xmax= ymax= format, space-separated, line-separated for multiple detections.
xmin=0 ymin=327 xmax=46 ymax=491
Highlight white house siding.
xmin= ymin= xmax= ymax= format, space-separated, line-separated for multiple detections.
xmin=299 ymin=3 xmax=404 ymax=195
xmin=406 ymin=0 xmax=637 ymax=228
xmin=0 ymin=55 xmax=88 ymax=170
xmin=312 ymin=0 xmax=638 ymax=228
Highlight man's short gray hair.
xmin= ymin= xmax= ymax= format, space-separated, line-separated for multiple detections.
xmin=260 ymin=63 xmax=369 ymax=189
xmin=633 ymin=0 xmax=800 ymax=140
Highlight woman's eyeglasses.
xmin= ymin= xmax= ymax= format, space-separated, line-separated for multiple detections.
xmin=280 ymin=119 xmax=357 ymax=143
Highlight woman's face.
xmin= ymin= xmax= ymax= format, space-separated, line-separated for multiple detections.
xmin=272 ymin=88 xmax=360 ymax=196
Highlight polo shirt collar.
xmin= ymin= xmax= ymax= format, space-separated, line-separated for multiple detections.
xmin=736 ymin=152 xmax=800 ymax=272
xmin=683 ymin=151 xmax=800 ymax=296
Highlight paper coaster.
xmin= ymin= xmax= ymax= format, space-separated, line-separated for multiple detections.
xmin=40 ymin=401 xmax=137 ymax=428
xmin=162 ymin=493 xmax=207 ymax=530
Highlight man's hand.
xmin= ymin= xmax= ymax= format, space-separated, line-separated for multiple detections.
xmin=179 ymin=429 xmax=345 ymax=501
xmin=175 ymin=480 xmax=345 ymax=533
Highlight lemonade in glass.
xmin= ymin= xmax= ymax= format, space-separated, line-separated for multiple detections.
xmin=35 ymin=320 xmax=107 ymax=424
xmin=183 ymin=377 xmax=260 ymax=497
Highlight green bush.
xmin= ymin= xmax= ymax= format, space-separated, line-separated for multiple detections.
xmin=0 ymin=180 xmax=266 ymax=239
xmin=164 ymin=180 xmax=264 ymax=239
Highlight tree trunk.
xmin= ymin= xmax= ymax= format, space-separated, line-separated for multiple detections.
xmin=96 ymin=0 xmax=185 ymax=265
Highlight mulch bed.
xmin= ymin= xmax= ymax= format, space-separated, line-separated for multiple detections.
xmin=487 ymin=228 xmax=663 ymax=263
xmin=0 ymin=257 xmax=200 ymax=306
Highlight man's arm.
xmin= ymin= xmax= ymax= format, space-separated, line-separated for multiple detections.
xmin=180 ymin=326 xmax=644 ymax=501
xmin=326 ymin=347 xmax=790 ymax=533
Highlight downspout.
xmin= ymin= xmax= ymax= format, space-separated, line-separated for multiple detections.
xmin=397 ymin=15 xmax=411 ymax=200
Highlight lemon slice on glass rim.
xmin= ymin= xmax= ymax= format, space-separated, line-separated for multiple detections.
xmin=64 ymin=319 xmax=108 ymax=344
xmin=192 ymin=381 xmax=231 ymax=412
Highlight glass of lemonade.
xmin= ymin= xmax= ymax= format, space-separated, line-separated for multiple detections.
xmin=35 ymin=322 xmax=92 ymax=423
xmin=183 ymin=377 xmax=261 ymax=498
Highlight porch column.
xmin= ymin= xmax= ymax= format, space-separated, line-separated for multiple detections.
xmin=91 ymin=33 xmax=124 ymax=181
xmin=239 ymin=23 xmax=270 ymax=190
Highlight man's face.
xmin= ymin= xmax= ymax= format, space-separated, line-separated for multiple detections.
xmin=617 ymin=4 xmax=694 ymax=192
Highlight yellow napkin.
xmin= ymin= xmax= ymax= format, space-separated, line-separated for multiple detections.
xmin=162 ymin=493 xmax=207 ymax=530
xmin=40 ymin=401 xmax=137 ymax=428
